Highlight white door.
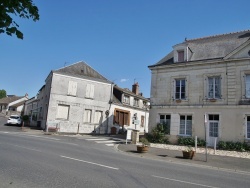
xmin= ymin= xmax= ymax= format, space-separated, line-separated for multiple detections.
xmin=207 ymin=114 xmax=219 ymax=147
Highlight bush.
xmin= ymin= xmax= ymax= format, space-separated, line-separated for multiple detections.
xmin=217 ymin=141 xmax=250 ymax=152
xmin=178 ymin=137 xmax=206 ymax=147
xmin=146 ymin=123 xmax=169 ymax=144
xmin=139 ymin=137 xmax=150 ymax=146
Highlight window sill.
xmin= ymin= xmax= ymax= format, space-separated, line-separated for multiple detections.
xmin=209 ymin=99 xmax=217 ymax=102
xmin=174 ymin=99 xmax=187 ymax=103
xmin=178 ymin=134 xmax=192 ymax=137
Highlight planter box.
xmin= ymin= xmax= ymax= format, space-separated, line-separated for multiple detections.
xmin=182 ymin=151 xmax=195 ymax=159
xmin=137 ymin=145 xmax=149 ymax=153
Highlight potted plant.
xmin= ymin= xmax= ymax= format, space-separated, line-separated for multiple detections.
xmin=182 ymin=146 xmax=195 ymax=159
xmin=137 ymin=137 xmax=150 ymax=153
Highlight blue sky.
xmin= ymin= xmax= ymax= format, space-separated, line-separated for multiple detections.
xmin=1 ymin=0 xmax=249 ymax=98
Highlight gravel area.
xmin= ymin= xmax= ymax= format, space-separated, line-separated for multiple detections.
xmin=150 ymin=143 xmax=250 ymax=159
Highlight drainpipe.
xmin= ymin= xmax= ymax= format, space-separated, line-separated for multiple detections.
xmin=186 ymin=46 xmax=188 ymax=61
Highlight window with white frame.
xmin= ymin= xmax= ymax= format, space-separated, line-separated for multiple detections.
xmin=133 ymin=98 xmax=139 ymax=107
xmin=247 ymin=116 xmax=250 ymax=139
xmin=84 ymin=109 xmax=92 ymax=123
xmin=179 ymin=115 xmax=192 ymax=136
xmin=94 ymin=111 xmax=103 ymax=124
xmin=209 ymin=114 xmax=219 ymax=137
xmin=159 ymin=114 xmax=171 ymax=134
xmin=56 ymin=105 xmax=69 ymax=120
xmin=208 ymin=77 xmax=221 ymax=99
xmin=123 ymin=95 xmax=130 ymax=105
xmin=175 ymin=79 xmax=186 ymax=99
xmin=245 ymin=75 xmax=250 ymax=98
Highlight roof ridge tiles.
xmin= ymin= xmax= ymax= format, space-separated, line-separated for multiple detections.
xmin=185 ymin=29 xmax=250 ymax=42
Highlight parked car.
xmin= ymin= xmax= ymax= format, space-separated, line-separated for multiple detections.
xmin=7 ymin=115 xmax=22 ymax=125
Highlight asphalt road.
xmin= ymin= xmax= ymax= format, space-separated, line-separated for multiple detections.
xmin=0 ymin=116 xmax=250 ymax=188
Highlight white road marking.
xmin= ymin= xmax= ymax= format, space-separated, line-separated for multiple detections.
xmin=95 ymin=140 xmax=118 ymax=143
xmin=105 ymin=144 xmax=115 ymax=146
xmin=85 ymin=138 xmax=108 ymax=141
xmin=24 ymin=134 xmax=61 ymax=140
xmin=60 ymin=155 xmax=119 ymax=170
xmin=152 ymin=175 xmax=219 ymax=188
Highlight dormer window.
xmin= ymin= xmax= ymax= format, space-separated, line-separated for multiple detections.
xmin=178 ymin=50 xmax=184 ymax=62
xmin=123 ymin=95 xmax=130 ymax=105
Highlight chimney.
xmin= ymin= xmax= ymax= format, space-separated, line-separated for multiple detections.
xmin=132 ymin=82 xmax=139 ymax=95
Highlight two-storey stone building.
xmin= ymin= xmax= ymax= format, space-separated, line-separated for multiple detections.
xmin=148 ymin=30 xmax=250 ymax=146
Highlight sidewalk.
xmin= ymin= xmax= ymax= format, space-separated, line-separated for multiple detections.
xmin=117 ymin=143 xmax=250 ymax=173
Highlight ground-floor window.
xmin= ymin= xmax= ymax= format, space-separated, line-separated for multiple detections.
xmin=159 ymin=114 xmax=171 ymax=134
xmin=84 ymin=109 xmax=92 ymax=123
xmin=209 ymin=114 xmax=219 ymax=137
xmin=94 ymin=111 xmax=103 ymax=124
xmin=179 ymin=115 xmax=192 ymax=136
xmin=114 ymin=109 xmax=130 ymax=126
xmin=247 ymin=116 xmax=250 ymax=139
xmin=56 ymin=104 xmax=69 ymax=120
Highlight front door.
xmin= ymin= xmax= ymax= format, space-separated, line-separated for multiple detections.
xmin=207 ymin=114 xmax=219 ymax=147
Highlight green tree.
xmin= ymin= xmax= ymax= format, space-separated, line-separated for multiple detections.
xmin=0 ymin=89 xmax=6 ymax=99
xmin=0 ymin=0 xmax=39 ymax=39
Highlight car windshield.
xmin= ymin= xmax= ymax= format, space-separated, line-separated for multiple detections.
xmin=10 ymin=116 xmax=19 ymax=119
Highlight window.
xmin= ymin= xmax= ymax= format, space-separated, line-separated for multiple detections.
xmin=247 ymin=116 xmax=250 ymax=139
xmin=208 ymin=77 xmax=221 ymax=99
xmin=179 ymin=115 xmax=192 ymax=136
xmin=123 ymin=95 xmax=130 ymax=105
xmin=178 ymin=50 xmax=184 ymax=62
xmin=141 ymin=115 xmax=144 ymax=127
xmin=114 ymin=109 xmax=129 ymax=126
xmin=209 ymin=114 xmax=219 ymax=137
xmin=68 ymin=81 xmax=77 ymax=96
xmin=84 ymin=109 xmax=92 ymax=123
xmin=94 ymin=111 xmax=103 ymax=124
xmin=159 ymin=114 xmax=171 ymax=134
xmin=85 ymin=84 xmax=94 ymax=99
xmin=245 ymin=75 xmax=250 ymax=98
xmin=175 ymin=79 xmax=186 ymax=99
xmin=133 ymin=98 xmax=139 ymax=107
xmin=56 ymin=105 xmax=69 ymax=120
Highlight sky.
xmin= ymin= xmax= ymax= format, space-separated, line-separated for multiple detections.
xmin=1 ymin=0 xmax=249 ymax=99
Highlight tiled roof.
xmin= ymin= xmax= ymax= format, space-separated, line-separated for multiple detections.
xmin=53 ymin=61 xmax=112 ymax=84
xmin=0 ymin=96 xmax=24 ymax=105
xmin=150 ymin=30 xmax=250 ymax=67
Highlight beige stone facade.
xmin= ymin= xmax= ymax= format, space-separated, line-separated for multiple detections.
xmin=148 ymin=30 xmax=250 ymax=146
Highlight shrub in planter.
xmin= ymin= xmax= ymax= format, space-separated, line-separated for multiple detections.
xmin=137 ymin=137 xmax=150 ymax=153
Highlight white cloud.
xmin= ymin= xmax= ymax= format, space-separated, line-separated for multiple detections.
xmin=120 ymin=79 xmax=129 ymax=82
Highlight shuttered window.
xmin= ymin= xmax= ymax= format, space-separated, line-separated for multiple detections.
xmin=56 ymin=105 xmax=69 ymax=120
xmin=94 ymin=111 xmax=102 ymax=124
xmin=68 ymin=81 xmax=77 ymax=96
xmin=85 ymin=84 xmax=94 ymax=99
xmin=114 ymin=109 xmax=130 ymax=126
xmin=84 ymin=109 xmax=92 ymax=123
